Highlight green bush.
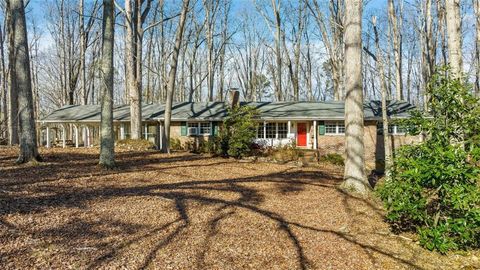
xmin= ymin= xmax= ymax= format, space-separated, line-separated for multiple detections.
xmin=319 ymin=153 xmax=344 ymax=166
xmin=217 ymin=106 xmax=259 ymax=159
xmin=376 ymin=67 xmax=480 ymax=253
xmin=271 ymin=143 xmax=303 ymax=162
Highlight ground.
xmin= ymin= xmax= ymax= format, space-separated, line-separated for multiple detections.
xmin=0 ymin=147 xmax=478 ymax=270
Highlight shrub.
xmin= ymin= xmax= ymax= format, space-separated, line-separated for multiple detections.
xmin=170 ymin=138 xmax=183 ymax=151
xmin=271 ymin=143 xmax=303 ymax=162
xmin=116 ymin=139 xmax=155 ymax=151
xmin=217 ymin=106 xmax=259 ymax=159
xmin=319 ymin=153 xmax=344 ymax=166
xmin=376 ymin=67 xmax=480 ymax=253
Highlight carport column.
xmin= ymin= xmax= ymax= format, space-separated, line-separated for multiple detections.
xmin=313 ymin=120 xmax=317 ymax=149
xmin=86 ymin=126 xmax=90 ymax=147
xmin=61 ymin=124 xmax=66 ymax=148
xmin=46 ymin=126 xmax=51 ymax=148
xmin=263 ymin=121 xmax=267 ymax=140
xmin=120 ymin=123 xmax=125 ymax=140
xmin=155 ymin=122 xmax=161 ymax=150
xmin=74 ymin=124 xmax=79 ymax=148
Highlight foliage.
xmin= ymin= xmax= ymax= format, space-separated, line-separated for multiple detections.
xmin=217 ymin=106 xmax=259 ymax=159
xmin=170 ymin=138 xmax=183 ymax=151
xmin=116 ymin=139 xmax=155 ymax=151
xmin=377 ymin=68 xmax=480 ymax=253
xmin=271 ymin=143 xmax=303 ymax=162
xmin=319 ymin=153 xmax=344 ymax=166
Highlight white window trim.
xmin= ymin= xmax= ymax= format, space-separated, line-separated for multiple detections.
xmin=325 ymin=121 xmax=345 ymax=135
xmin=379 ymin=124 xmax=406 ymax=135
xmin=391 ymin=125 xmax=406 ymax=135
xmin=257 ymin=122 xmax=289 ymax=139
xmin=187 ymin=122 xmax=212 ymax=136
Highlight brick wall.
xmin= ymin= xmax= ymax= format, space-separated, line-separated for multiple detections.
xmin=317 ymin=120 xmax=421 ymax=166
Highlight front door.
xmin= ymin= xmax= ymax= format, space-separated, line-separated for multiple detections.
xmin=297 ymin=123 xmax=307 ymax=147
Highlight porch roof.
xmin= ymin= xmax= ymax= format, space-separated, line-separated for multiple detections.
xmin=39 ymin=100 xmax=414 ymax=123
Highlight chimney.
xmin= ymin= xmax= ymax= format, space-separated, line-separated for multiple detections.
xmin=228 ymin=88 xmax=240 ymax=109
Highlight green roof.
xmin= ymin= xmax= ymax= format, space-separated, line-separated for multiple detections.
xmin=40 ymin=100 xmax=415 ymax=123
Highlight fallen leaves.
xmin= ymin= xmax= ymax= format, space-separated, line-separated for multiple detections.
xmin=0 ymin=146 xmax=478 ymax=269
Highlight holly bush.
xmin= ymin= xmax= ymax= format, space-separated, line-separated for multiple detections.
xmin=217 ymin=106 xmax=259 ymax=159
xmin=377 ymin=67 xmax=480 ymax=253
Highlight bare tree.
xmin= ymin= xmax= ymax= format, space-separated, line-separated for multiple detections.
xmin=341 ymin=0 xmax=368 ymax=194
xmin=6 ymin=0 xmax=17 ymax=145
xmin=388 ymin=0 xmax=403 ymax=100
xmin=163 ymin=0 xmax=190 ymax=153
xmin=0 ymin=19 xmax=7 ymax=141
xmin=99 ymin=0 xmax=115 ymax=168
xmin=473 ymin=0 xmax=480 ymax=94
xmin=308 ymin=0 xmax=345 ymax=101
xmin=445 ymin=0 xmax=462 ymax=79
xmin=372 ymin=16 xmax=392 ymax=175
xmin=8 ymin=0 xmax=41 ymax=163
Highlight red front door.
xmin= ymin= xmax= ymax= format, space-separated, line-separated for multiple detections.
xmin=297 ymin=123 xmax=307 ymax=147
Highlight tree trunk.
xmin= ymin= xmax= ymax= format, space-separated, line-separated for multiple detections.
xmin=79 ymin=0 xmax=87 ymax=105
xmin=341 ymin=0 xmax=368 ymax=194
xmin=99 ymin=0 xmax=115 ymax=168
xmin=373 ymin=16 xmax=392 ymax=175
xmin=272 ymin=0 xmax=283 ymax=101
xmin=6 ymin=1 xmax=18 ymax=145
xmin=0 ymin=24 xmax=7 ymax=141
xmin=162 ymin=0 xmax=189 ymax=153
xmin=474 ymin=0 xmax=480 ymax=94
xmin=125 ymin=0 xmax=142 ymax=139
xmin=8 ymin=0 xmax=41 ymax=163
xmin=388 ymin=0 xmax=403 ymax=100
xmin=445 ymin=0 xmax=463 ymax=79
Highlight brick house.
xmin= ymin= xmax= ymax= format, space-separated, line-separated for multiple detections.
xmin=38 ymin=99 xmax=419 ymax=164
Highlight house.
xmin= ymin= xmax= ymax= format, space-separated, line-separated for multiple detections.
xmin=38 ymin=98 xmax=420 ymax=164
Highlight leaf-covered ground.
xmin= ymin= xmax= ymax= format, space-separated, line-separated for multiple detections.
xmin=0 ymin=147 xmax=478 ymax=269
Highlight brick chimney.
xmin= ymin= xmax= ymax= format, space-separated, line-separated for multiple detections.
xmin=228 ymin=88 xmax=240 ymax=109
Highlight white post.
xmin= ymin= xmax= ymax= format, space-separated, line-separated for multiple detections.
xmin=156 ymin=122 xmax=161 ymax=150
xmin=62 ymin=125 xmax=66 ymax=148
xmin=159 ymin=122 xmax=164 ymax=150
xmin=120 ymin=124 xmax=125 ymax=140
xmin=46 ymin=126 xmax=51 ymax=148
xmin=86 ymin=126 xmax=90 ymax=147
xmin=263 ymin=121 xmax=267 ymax=139
xmin=287 ymin=120 xmax=291 ymax=137
xmin=144 ymin=124 xmax=148 ymax=140
xmin=83 ymin=126 xmax=87 ymax=147
xmin=313 ymin=120 xmax=317 ymax=150
xmin=74 ymin=125 xmax=79 ymax=148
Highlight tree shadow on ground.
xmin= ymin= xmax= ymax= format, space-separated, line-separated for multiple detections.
xmin=0 ymin=150 xmax=441 ymax=269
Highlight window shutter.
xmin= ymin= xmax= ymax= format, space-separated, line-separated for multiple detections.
xmin=318 ymin=121 xmax=326 ymax=135
xmin=211 ymin=122 xmax=219 ymax=136
xmin=181 ymin=122 xmax=187 ymax=136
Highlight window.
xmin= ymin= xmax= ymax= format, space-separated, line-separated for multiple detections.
xmin=377 ymin=123 xmax=407 ymax=135
xmin=277 ymin=122 xmax=288 ymax=139
xmin=200 ymin=122 xmax=211 ymax=135
xmin=266 ymin=123 xmax=276 ymax=139
xmin=187 ymin=122 xmax=211 ymax=135
xmin=325 ymin=123 xmax=337 ymax=134
xmin=257 ymin=123 xmax=264 ymax=138
xmin=325 ymin=122 xmax=344 ymax=135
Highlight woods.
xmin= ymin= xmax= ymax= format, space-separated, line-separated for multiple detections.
xmin=0 ymin=0 xmax=480 ymax=266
